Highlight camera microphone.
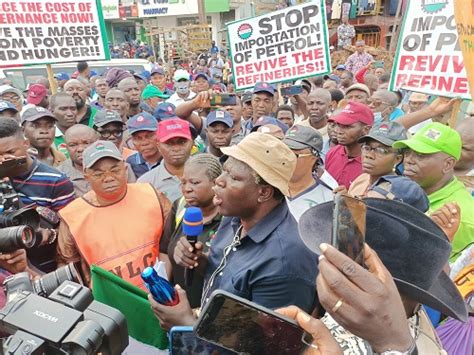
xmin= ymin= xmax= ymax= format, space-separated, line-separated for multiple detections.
xmin=182 ymin=207 xmax=203 ymax=287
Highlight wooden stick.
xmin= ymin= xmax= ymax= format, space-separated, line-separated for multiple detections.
xmin=46 ymin=64 xmax=58 ymax=95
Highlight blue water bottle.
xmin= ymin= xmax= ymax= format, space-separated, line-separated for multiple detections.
xmin=141 ymin=267 xmax=179 ymax=306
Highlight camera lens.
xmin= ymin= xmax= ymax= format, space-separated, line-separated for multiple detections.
xmin=0 ymin=225 xmax=36 ymax=252
xmin=33 ymin=263 xmax=82 ymax=297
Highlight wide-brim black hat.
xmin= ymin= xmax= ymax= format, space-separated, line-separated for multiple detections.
xmin=298 ymin=198 xmax=468 ymax=322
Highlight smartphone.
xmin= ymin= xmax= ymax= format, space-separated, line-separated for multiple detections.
xmin=281 ymin=85 xmax=303 ymax=97
xmin=210 ymin=94 xmax=237 ymax=106
xmin=0 ymin=157 xmax=27 ymax=177
xmin=195 ymin=290 xmax=308 ymax=354
xmin=332 ymin=194 xmax=366 ymax=266
xmin=169 ymin=326 xmax=235 ymax=355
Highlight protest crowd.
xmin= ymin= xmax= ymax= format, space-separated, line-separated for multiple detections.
xmin=0 ymin=1 xmax=473 ymax=354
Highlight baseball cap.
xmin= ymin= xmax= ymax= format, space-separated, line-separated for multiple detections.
xmin=153 ymin=102 xmax=177 ymax=121
xmin=141 ymin=84 xmax=169 ymax=100
xmin=323 ymin=74 xmax=341 ymax=84
xmin=345 ymin=83 xmax=370 ymax=97
xmin=93 ymin=109 xmax=124 ymax=128
xmin=127 ymin=112 xmax=158 ymax=135
xmin=336 ymin=64 xmax=346 ymax=71
xmin=206 ymin=110 xmax=233 ymax=128
xmin=174 ymin=69 xmax=190 ymax=82
xmin=253 ymin=81 xmax=275 ymax=96
xmin=0 ymin=85 xmax=22 ymax=98
xmin=359 ymin=121 xmax=407 ymax=147
xmin=221 ymin=132 xmax=296 ymax=196
xmin=20 ymin=106 xmax=56 ymax=125
xmin=283 ymin=125 xmax=324 ymax=152
xmin=151 ymin=67 xmax=165 ymax=76
xmin=369 ymin=175 xmax=429 ymax=213
xmin=409 ymin=93 xmax=429 ymax=102
xmin=392 ymin=122 xmax=462 ymax=160
xmin=157 ymin=118 xmax=192 ymax=142
xmin=193 ymin=72 xmax=209 ymax=81
xmin=55 ymin=72 xmax=70 ymax=81
xmin=27 ymin=84 xmax=48 ymax=105
xmin=329 ymin=101 xmax=374 ymax=126
xmin=251 ymin=116 xmax=288 ymax=133
xmin=242 ymin=92 xmax=253 ymax=104
xmin=83 ymin=140 xmax=123 ymax=169
xmin=0 ymin=101 xmax=18 ymax=113
xmin=257 ymin=124 xmax=285 ymax=140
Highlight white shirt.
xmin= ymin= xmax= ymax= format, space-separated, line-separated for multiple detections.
xmin=287 ymin=182 xmax=334 ymax=222
xmin=166 ymin=91 xmax=196 ymax=109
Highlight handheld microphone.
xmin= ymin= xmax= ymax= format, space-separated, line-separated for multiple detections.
xmin=182 ymin=207 xmax=204 ymax=287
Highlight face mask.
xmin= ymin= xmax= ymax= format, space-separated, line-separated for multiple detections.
xmin=175 ymin=81 xmax=190 ymax=96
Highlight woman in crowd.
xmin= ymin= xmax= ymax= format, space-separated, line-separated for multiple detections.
xmin=344 ymin=121 xmax=407 ymax=197
xmin=159 ymin=154 xmax=223 ymax=308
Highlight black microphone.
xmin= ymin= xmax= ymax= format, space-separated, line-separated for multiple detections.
xmin=182 ymin=207 xmax=204 ymax=287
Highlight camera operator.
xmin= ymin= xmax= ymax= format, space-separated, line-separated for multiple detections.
xmin=0 ymin=118 xmax=75 ymax=272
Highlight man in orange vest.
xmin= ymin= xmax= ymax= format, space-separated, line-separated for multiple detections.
xmin=56 ymin=140 xmax=171 ymax=289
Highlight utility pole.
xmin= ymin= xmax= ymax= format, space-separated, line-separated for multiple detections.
xmin=198 ymin=0 xmax=206 ymax=24
xmin=388 ymin=0 xmax=403 ymax=53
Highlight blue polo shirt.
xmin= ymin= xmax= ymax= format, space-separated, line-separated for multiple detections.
xmin=126 ymin=152 xmax=160 ymax=178
xmin=202 ymin=201 xmax=318 ymax=313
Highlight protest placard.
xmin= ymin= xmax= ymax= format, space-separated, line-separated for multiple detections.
xmin=454 ymin=0 xmax=474 ymax=101
xmin=0 ymin=0 xmax=109 ymax=67
xmin=227 ymin=0 xmax=331 ymax=91
xmin=389 ymin=0 xmax=471 ymax=100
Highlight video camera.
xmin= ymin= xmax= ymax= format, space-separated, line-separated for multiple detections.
xmin=0 ymin=180 xmax=41 ymax=253
xmin=0 ymin=263 xmax=129 ymax=354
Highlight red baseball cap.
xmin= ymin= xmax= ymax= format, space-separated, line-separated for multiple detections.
xmin=27 ymin=84 xmax=48 ymax=105
xmin=157 ymin=118 xmax=192 ymax=142
xmin=329 ymin=101 xmax=374 ymax=126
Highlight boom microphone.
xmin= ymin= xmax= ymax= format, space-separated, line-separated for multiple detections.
xmin=182 ymin=207 xmax=204 ymax=287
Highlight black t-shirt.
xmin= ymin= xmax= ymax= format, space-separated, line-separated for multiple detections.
xmin=160 ymin=198 xmax=222 ymax=308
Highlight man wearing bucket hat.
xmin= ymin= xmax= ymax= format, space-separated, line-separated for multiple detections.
xmin=394 ymin=122 xmax=474 ymax=262
xmin=149 ymin=133 xmax=318 ymax=329
xmin=57 ymin=140 xmax=171 ymax=288
xmin=298 ymin=198 xmax=468 ymax=354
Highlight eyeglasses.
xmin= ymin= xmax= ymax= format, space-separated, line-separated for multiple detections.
xmin=361 ymin=144 xmax=396 ymax=157
xmin=97 ymin=129 xmax=124 ymax=139
xmin=86 ymin=165 xmax=125 ymax=181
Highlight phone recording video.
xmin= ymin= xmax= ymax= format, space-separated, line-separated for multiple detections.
xmin=332 ymin=194 xmax=367 ymax=266
xmin=195 ymin=290 xmax=308 ymax=354
xmin=210 ymin=94 xmax=237 ymax=106
xmin=280 ymin=85 xmax=303 ymax=97
xmin=169 ymin=326 xmax=235 ymax=355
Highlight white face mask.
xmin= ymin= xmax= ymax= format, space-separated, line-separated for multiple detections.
xmin=175 ymin=81 xmax=190 ymax=96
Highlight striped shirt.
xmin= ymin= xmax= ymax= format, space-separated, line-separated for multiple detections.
xmin=11 ymin=158 xmax=75 ymax=211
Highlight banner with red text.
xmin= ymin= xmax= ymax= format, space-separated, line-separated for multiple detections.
xmin=227 ymin=0 xmax=330 ymax=91
xmin=389 ymin=0 xmax=470 ymax=100
xmin=454 ymin=0 xmax=474 ymax=101
xmin=0 ymin=0 xmax=109 ymax=67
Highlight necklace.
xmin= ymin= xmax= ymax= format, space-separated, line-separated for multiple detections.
xmin=200 ymin=224 xmax=243 ymax=305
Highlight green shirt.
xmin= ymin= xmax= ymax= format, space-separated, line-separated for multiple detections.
xmin=428 ymin=177 xmax=474 ymax=262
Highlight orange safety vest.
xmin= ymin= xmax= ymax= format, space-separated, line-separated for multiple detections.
xmin=60 ymin=183 xmax=163 ymax=289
